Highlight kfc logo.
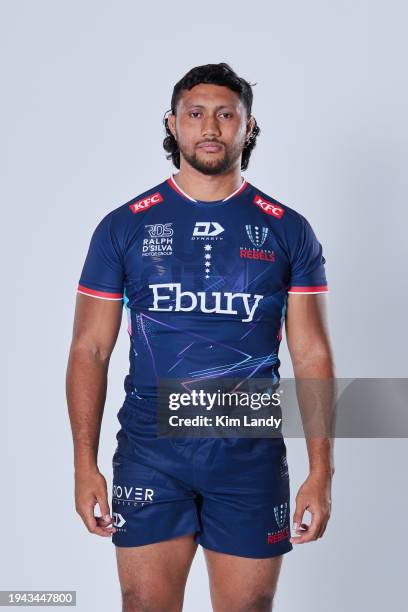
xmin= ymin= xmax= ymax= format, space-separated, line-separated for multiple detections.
xmin=253 ymin=195 xmax=284 ymax=219
xmin=129 ymin=192 xmax=164 ymax=214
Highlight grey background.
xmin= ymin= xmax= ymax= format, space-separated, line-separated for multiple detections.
xmin=1 ymin=0 xmax=407 ymax=610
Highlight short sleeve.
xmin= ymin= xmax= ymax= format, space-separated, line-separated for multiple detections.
xmin=77 ymin=212 xmax=125 ymax=300
xmin=288 ymin=214 xmax=328 ymax=294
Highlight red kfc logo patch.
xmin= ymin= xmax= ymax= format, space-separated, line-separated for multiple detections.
xmin=129 ymin=192 xmax=164 ymax=214
xmin=253 ymin=194 xmax=284 ymax=219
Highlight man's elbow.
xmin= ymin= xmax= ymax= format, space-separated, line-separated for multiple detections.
xmin=68 ymin=339 xmax=113 ymax=365
xmin=290 ymin=347 xmax=336 ymax=378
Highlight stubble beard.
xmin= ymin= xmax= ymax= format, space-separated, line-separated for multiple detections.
xmin=177 ymin=139 xmax=244 ymax=176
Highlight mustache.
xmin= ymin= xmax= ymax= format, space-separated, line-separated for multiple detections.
xmin=197 ymin=140 xmax=224 ymax=146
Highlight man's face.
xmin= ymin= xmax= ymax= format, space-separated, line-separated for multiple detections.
xmin=168 ymin=84 xmax=252 ymax=175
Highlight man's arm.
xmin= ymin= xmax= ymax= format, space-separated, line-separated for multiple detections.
xmin=66 ymin=293 xmax=123 ymax=537
xmin=285 ymin=292 xmax=336 ymax=544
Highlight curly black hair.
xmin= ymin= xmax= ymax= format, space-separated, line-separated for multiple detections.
xmin=163 ymin=62 xmax=260 ymax=171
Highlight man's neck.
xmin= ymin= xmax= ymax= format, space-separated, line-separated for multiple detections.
xmin=172 ymin=166 xmax=244 ymax=202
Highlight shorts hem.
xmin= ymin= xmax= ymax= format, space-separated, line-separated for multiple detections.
xmin=197 ymin=539 xmax=293 ymax=559
xmin=112 ymin=527 xmax=200 ymax=548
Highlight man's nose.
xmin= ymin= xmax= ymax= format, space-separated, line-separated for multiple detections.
xmin=201 ymin=115 xmax=221 ymax=137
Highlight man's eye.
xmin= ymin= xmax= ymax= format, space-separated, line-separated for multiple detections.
xmin=220 ymin=112 xmax=232 ymax=118
xmin=190 ymin=112 xmax=201 ymax=118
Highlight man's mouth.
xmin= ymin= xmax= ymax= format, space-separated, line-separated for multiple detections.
xmin=197 ymin=142 xmax=223 ymax=152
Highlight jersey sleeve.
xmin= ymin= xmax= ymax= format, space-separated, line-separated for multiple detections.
xmin=288 ymin=214 xmax=328 ymax=294
xmin=77 ymin=211 xmax=125 ymax=300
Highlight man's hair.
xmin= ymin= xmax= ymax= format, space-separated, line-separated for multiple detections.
xmin=163 ymin=62 xmax=260 ymax=170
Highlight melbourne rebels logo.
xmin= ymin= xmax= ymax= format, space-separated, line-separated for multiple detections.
xmin=240 ymin=225 xmax=275 ymax=263
xmin=274 ymin=502 xmax=289 ymax=529
xmin=267 ymin=527 xmax=289 ymax=545
xmin=142 ymin=223 xmax=173 ymax=257
xmin=245 ymin=225 xmax=268 ymax=247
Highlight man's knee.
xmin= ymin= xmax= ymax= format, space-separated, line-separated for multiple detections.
xmin=122 ymin=588 xmax=151 ymax=612
xmin=213 ymin=591 xmax=275 ymax=612
xmin=121 ymin=587 xmax=181 ymax=612
xmin=245 ymin=592 xmax=275 ymax=611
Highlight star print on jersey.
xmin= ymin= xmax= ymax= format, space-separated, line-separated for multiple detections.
xmin=77 ymin=176 xmax=328 ymax=407
xmin=204 ymin=244 xmax=212 ymax=279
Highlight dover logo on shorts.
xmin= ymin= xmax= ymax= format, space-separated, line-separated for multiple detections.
xmin=113 ymin=483 xmax=155 ymax=504
xmin=253 ymin=194 xmax=284 ymax=219
xmin=129 ymin=191 xmax=164 ymax=214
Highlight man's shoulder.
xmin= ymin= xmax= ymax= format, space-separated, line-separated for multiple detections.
xmin=87 ymin=178 xmax=169 ymax=253
xmin=247 ymin=181 xmax=306 ymax=228
xmin=108 ymin=177 xmax=169 ymax=220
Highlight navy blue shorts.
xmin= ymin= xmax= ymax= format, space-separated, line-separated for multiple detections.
xmin=111 ymin=436 xmax=293 ymax=559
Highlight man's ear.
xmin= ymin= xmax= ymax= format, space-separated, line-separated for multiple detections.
xmin=246 ymin=114 xmax=256 ymax=140
xmin=167 ymin=112 xmax=176 ymax=139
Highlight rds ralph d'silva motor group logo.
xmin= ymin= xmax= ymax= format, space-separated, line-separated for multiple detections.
xmin=240 ymin=225 xmax=276 ymax=264
xmin=142 ymin=223 xmax=174 ymax=257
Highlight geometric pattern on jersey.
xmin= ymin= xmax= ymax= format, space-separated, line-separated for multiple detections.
xmin=77 ymin=174 xmax=329 ymax=413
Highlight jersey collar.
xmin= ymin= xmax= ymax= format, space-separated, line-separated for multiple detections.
xmin=167 ymin=174 xmax=249 ymax=205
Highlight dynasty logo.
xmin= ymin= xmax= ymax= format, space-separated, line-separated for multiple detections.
xmin=192 ymin=221 xmax=224 ymax=240
xmin=142 ymin=223 xmax=173 ymax=257
xmin=148 ymin=283 xmax=263 ymax=323
xmin=112 ymin=512 xmax=126 ymax=528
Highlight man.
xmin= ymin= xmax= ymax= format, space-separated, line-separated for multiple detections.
xmin=66 ymin=62 xmax=335 ymax=611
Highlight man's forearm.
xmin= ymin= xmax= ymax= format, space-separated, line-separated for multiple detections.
xmin=305 ymin=437 xmax=335 ymax=476
xmin=293 ymin=355 xmax=336 ymax=476
xmin=66 ymin=345 xmax=109 ymax=472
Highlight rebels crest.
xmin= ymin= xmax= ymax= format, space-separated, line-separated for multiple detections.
xmin=273 ymin=502 xmax=288 ymax=529
xmin=245 ymin=225 xmax=268 ymax=248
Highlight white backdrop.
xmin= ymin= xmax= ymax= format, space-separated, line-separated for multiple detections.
xmin=1 ymin=1 xmax=407 ymax=610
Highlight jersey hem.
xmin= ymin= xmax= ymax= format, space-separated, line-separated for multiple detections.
xmin=77 ymin=284 xmax=123 ymax=300
xmin=288 ymin=285 xmax=328 ymax=294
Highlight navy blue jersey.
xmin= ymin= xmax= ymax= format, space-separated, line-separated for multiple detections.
xmin=77 ymin=175 xmax=328 ymax=405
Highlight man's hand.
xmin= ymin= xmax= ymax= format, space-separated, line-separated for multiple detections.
xmin=290 ymin=471 xmax=332 ymax=544
xmin=75 ymin=468 xmax=117 ymax=537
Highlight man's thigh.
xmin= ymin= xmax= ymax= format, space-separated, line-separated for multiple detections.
xmin=203 ymin=548 xmax=283 ymax=612
xmin=115 ymin=533 xmax=198 ymax=612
